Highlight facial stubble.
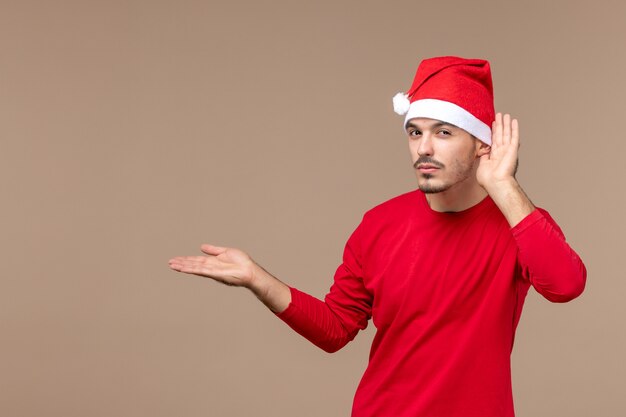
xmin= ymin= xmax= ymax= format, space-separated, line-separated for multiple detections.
xmin=416 ymin=147 xmax=477 ymax=194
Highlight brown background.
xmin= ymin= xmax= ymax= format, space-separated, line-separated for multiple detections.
xmin=1 ymin=0 xmax=624 ymax=416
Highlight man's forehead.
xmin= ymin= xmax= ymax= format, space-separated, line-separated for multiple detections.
xmin=405 ymin=117 xmax=460 ymax=130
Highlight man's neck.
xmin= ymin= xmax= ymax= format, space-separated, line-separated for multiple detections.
xmin=424 ymin=180 xmax=488 ymax=213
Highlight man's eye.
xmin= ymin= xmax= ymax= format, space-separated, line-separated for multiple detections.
xmin=409 ymin=130 xmax=421 ymax=136
xmin=439 ymin=130 xmax=451 ymax=136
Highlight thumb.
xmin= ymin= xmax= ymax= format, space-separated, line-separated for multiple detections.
xmin=200 ymin=244 xmax=228 ymax=255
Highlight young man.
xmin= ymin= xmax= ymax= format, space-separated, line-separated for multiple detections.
xmin=169 ymin=56 xmax=587 ymax=416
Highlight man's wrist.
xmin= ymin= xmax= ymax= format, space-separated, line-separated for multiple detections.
xmin=484 ymin=177 xmax=536 ymax=227
xmin=247 ymin=263 xmax=291 ymax=313
xmin=247 ymin=262 xmax=271 ymax=295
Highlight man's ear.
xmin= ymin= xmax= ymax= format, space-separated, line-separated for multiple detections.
xmin=476 ymin=142 xmax=491 ymax=157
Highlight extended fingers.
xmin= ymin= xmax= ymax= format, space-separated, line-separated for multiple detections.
xmin=172 ymin=262 xmax=205 ymax=274
xmin=169 ymin=256 xmax=205 ymax=266
xmin=169 ymin=256 xmax=212 ymax=272
xmin=492 ymin=113 xmax=518 ymax=147
xmin=502 ymin=113 xmax=511 ymax=144
xmin=168 ymin=255 xmax=240 ymax=281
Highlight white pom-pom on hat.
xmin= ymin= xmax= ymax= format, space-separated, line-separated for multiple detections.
xmin=392 ymin=92 xmax=410 ymax=115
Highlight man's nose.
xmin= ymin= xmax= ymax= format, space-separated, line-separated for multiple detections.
xmin=417 ymin=134 xmax=434 ymax=156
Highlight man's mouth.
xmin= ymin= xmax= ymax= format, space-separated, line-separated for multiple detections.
xmin=417 ymin=164 xmax=440 ymax=173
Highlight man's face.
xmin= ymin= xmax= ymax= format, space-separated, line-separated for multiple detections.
xmin=405 ymin=117 xmax=487 ymax=194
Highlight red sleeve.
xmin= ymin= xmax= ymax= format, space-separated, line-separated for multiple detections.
xmin=274 ymin=216 xmax=373 ymax=353
xmin=511 ymin=207 xmax=587 ymax=302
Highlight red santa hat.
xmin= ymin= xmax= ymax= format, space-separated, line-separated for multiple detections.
xmin=392 ymin=56 xmax=495 ymax=145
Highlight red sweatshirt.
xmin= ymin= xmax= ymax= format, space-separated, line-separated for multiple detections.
xmin=275 ymin=188 xmax=586 ymax=417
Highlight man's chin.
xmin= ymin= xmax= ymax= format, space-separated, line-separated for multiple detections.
xmin=420 ymin=187 xmax=445 ymax=194
xmin=417 ymin=179 xmax=448 ymax=194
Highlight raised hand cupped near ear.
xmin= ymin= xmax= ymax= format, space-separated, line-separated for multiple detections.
xmin=476 ymin=112 xmax=520 ymax=191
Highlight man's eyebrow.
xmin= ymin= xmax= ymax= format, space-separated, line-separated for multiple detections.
xmin=404 ymin=120 xmax=459 ymax=130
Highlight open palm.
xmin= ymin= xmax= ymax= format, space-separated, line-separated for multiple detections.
xmin=169 ymin=244 xmax=256 ymax=287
